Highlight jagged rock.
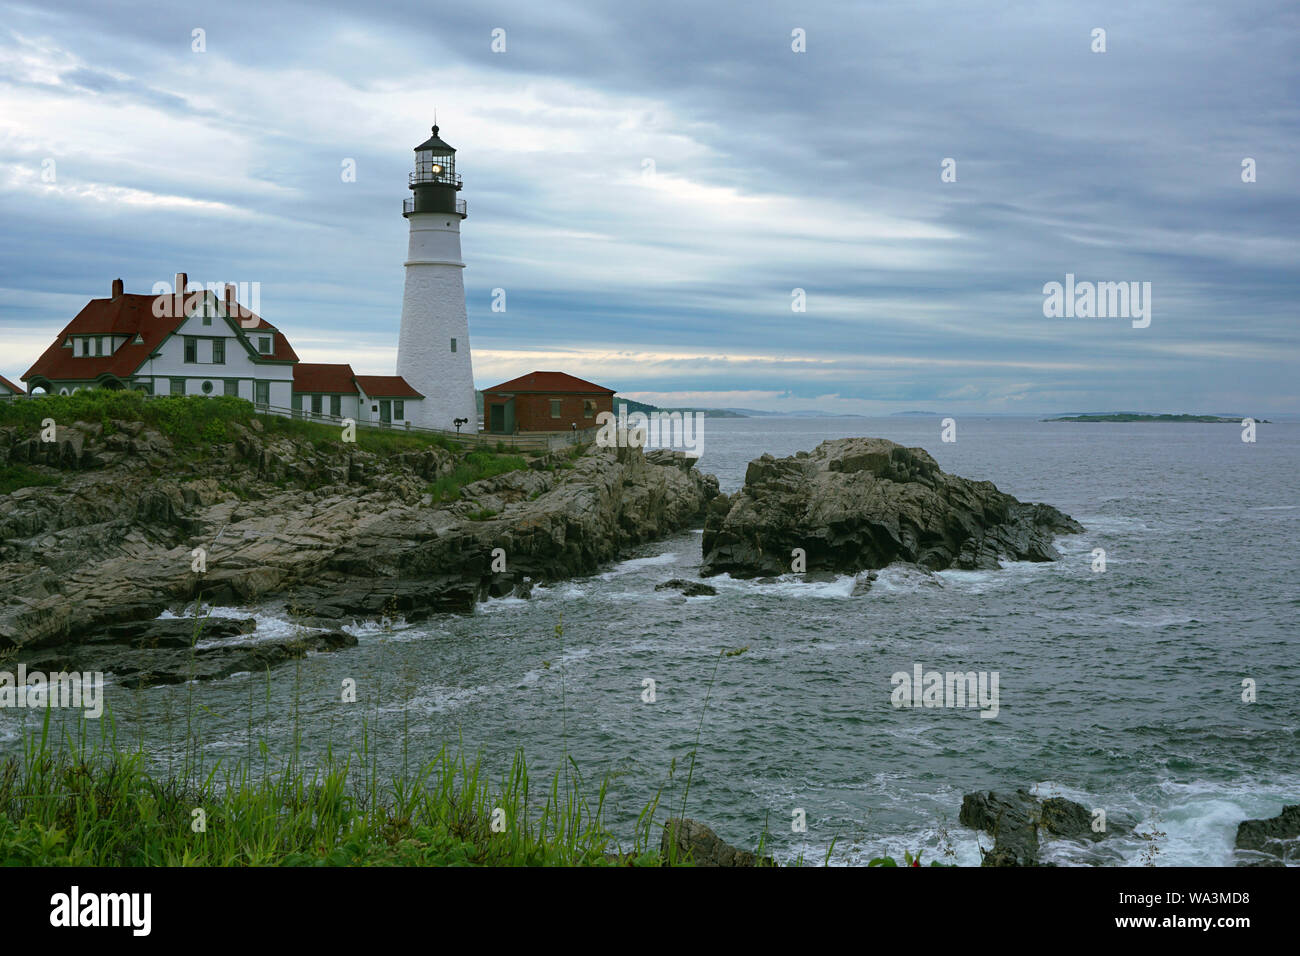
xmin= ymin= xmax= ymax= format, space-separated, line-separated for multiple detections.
xmin=645 ymin=449 xmax=699 ymax=472
xmin=17 ymin=622 xmax=356 ymax=687
xmin=1235 ymin=804 xmax=1300 ymax=866
xmin=851 ymin=570 xmax=878 ymax=595
xmin=0 ymin=424 xmax=718 ymax=654
xmin=661 ymin=818 xmax=773 ymax=867
xmin=654 ymin=578 xmax=718 ymax=596
xmin=961 ymin=789 xmax=1126 ymax=866
xmin=702 ymin=438 xmax=1082 ymax=578
xmin=961 ymin=790 xmax=1043 ymax=866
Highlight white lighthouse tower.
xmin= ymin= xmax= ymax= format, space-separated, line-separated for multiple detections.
xmin=396 ymin=124 xmax=477 ymax=432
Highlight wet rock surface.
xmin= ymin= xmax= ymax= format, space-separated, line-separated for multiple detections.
xmin=1235 ymin=804 xmax=1300 ymax=866
xmin=960 ymin=789 xmax=1129 ymax=866
xmin=661 ymin=818 xmax=773 ymax=867
xmin=654 ymin=578 xmax=718 ymax=596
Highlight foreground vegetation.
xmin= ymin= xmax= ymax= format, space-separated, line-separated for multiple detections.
xmin=0 ymin=720 xmax=661 ymax=866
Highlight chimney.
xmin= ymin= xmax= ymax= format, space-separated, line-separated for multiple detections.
xmin=224 ymin=282 xmax=237 ymax=317
xmin=111 ymin=278 xmax=123 ymax=299
xmin=175 ymin=272 xmax=188 ymax=294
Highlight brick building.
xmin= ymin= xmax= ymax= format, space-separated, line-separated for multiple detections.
xmin=482 ymin=371 xmax=615 ymax=434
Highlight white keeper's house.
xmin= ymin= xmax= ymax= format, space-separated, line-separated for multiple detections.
xmin=20 ymin=273 xmax=425 ymax=427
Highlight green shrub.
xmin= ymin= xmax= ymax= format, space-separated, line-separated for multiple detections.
xmin=0 ymin=464 xmax=60 ymax=495
xmin=427 ymin=451 xmax=528 ymax=503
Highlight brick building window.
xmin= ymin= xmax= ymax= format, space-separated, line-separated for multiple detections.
xmin=583 ymin=400 xmax=596 ymax=419
xmin=550 ymin=399 xmax=562 ymax=418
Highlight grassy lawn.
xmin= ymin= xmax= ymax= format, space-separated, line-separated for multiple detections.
xmin=0 ymin=390 xmax=457 ymax=456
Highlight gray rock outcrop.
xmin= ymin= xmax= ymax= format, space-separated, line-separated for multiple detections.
xmin=661 ymin=818 xmax=773 ymax=866
xmin=0 ymin=421 xmax=719 ymax=667
xmin=961 ymin=789 xmax=1128 ymax=866
xmin=1235 ymin=804 xmax=1300 ymax=866
xmin=702 ymin=438 xmax=1082 ymax=577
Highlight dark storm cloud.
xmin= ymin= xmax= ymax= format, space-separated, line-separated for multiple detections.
xmin=0 ymin=0 xmax=1296 ymax=413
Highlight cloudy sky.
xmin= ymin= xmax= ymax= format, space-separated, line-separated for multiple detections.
xmin=1 ymin=0 xmax=1296 ymax=414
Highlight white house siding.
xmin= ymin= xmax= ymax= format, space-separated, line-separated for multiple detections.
xmin=356 ymin=387 xmax=419 ymax=427
xmin=126 ymin=299 xmax=292 ymax=409
xmin=294 ymin=393 xmax=361 ymax=422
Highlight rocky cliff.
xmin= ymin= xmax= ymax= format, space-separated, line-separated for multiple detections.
xmin=702 ymin=437 xmax=1082 ymax=577
xmin=0 ymin=419 xmax=717 ymax=654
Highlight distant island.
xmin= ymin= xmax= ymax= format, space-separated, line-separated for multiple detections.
xmin=1044 ymin=413 xmax=1271 ymax=423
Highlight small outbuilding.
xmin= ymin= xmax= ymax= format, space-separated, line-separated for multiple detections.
xmin=482 ymin=371 xmax=615 ymax=434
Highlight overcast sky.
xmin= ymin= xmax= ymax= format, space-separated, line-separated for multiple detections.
xmin=1 ymin=0 xmax=1296 ymax=414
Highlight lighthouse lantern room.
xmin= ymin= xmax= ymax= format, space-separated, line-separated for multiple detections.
xmin=404 ymin=126 xmax=466 ymax=217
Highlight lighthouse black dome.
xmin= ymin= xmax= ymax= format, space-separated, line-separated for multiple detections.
xmin=414 ymin=125 xmax=455 ymax=153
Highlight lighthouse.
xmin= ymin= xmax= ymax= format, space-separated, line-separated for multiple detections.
xmin=396 ymin=124 xmax=477 ymax=432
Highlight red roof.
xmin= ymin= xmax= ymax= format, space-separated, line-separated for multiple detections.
xmin=355 ymin=375 xmax=423 ymax=399
xmin=484 ymin=371 xmax=614 ymax=394
xmin=22 ymin=288 xmax=297 ymax=386
xmin=0 ymin=375 xmax=23 ymax=396
xmin=293 ymin=363 xmax=357 ymax=394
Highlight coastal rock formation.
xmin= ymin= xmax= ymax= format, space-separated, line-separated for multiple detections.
xmin=1235 ymin=804 xmax=1300 ymax=866
xmin=18 ymin=616 xmax=357 ymax=687
xmin=654 ymin=578 xmax=718 ymax=597
xmin=0 ymin=420 xmax=718 ymax=662
xmin=661 ymin=818 xmax=773 ymax=867
xmin=702 ymin=438 xmax=1082 ymax=578
xmin=960 ymin=789 xmax=1128 ymax=866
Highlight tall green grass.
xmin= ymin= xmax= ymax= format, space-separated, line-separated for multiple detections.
xmin=0 ymin=712 xmax=654 ymax=866
xmin=0 ymin=610 xmax=687 ymax=867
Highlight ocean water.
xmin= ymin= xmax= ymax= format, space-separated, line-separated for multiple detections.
xmin=4 ymin=416 xmax=1297 ymax=866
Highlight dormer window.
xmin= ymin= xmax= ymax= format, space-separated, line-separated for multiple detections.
xmin=258 ymin=336 xmax=272 ymax=354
